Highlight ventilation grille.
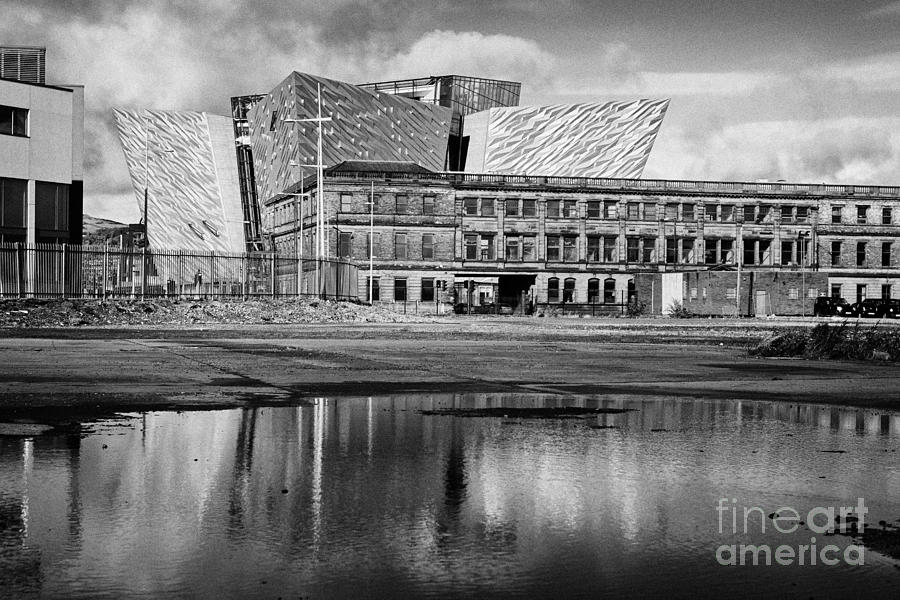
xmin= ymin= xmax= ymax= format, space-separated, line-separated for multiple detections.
xmin=0 ymin=46 xmax=46 ymax=84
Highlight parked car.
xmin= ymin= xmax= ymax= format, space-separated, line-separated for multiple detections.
xmin=849 ymin=298 xmax=900 ymax=318
xmin=813 ymin=296 xmax=852 ymax=317
xmin=454 ymin=302 xmax=513 ymax=315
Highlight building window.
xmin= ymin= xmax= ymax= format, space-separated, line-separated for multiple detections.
xmin=883 ymin=206 xmax=892 ymax=225
xmin=797 ymin=206 xmax=809 ymax=223
xmin=546 ymin=236 xmax=561 ymax=261
xmin=563 ymin=278 xmax=576 ymax=302
xmin=423 ymin=195 xmax=435 ymax=215
xmin=830 ymin=284 xmax=841 ymax=299
xmin=604 ymin=201 xmax=617 ymax=219
xmin=603 ymin=278 xmax=616 ymax=303
xmin=856 ymin=284 xmax=867 ymax=304
xmin=680 ymin=239 xmax=694 ymax=263
xmin=506 ymin=236 xmax=520 ymax=261
xmin=548 ymin=277 xmax=560 ymax=303
xmin=742 ymin=239 xmax=771 ymax=265
xmin=480 ymin=235 xmax=495 ymax=260
xmin=463 ymin=197 xmax=478 ymax=215
xmin=743 ymin=205 xmax=757 ymax=223
xmin=721 ymin=205 xmax=734 ymax=222
xmin=857 ymin=205 xmax=868 ymax=224
xmin=367 ymin=277 xmax=380 ymax=301
xmin=394 ymin=233 xmax=408 ymax=259
xmin=857 ymin=241 xmax=866 ymax=267
xmin=422 ymin=233 xmax=434 ymax=259
xmin=340 ymin=193 xmax=353 ymax=212
xmin=35 ymin=182 xmax=69 ymax=234
xmin=642 ymin=238 xmax=656 ymax=263
xmin=587 ymin=201 xmax=601 ymax=218
xmin=682 ymin=203 xmax=695 ymax=221
xmin=882 ymin=284 xmax=892 ymax=300
xmin=365 ymin=232 xmax=379 ymax=259
xmin=807 ymin=288 xmax=818 ymax=298
xmin=831 ymin=205 xmax=842 ymax=224
xmin=522 ymin=236 xmax=536 ymax=261
xmin=587 ymin=237 xmax=600 ymax=262
xmin=602 ymin=237 xmax=616 ymax=262
xmin=788 ymin=288 xmax=799 ymax=299
xmin=482 ymin=198 xmax=495 ymax=216
xmin=522 ymin=199 xmax=536 ymax=217
xmin=0 ymin=105 xmax=29 ymax=137
xmin=563 ymin=236 xmax=577 ymax=261
xmin=546 ymin=200 xmax=560 ymax=218
xmin=627 ymin=203 xmax=640 ymax=220
xmin=665 ymin=203 xmax=678 ymax=221
xmin=370 ymin=194 xmax=380 ymax=212
xmin=666 ymin=238 xmax=677 ymax=263
xmin=781 ymin=240 xmax=795 ymax=265
xmin=626 ymin=237 xmax=640 ymax=262
xmin=882 ymin=242 xmax=892 ymax=267
xmin=394 ymin=278 xmax=407 ymax=301
xmin=588 ymin=278 xmax=600 ymax=303
xmin=1 ymin=177 xmax=27 ymax=231
xmin=561 ymin=200 xmax=577 ymax=218
xmin=705 ymin=204 xmax=719 ymax=221
xmin=505 ymin=199 xmax=519 ymax=216
xmin=830 ymin=241 xmax=841 ymax=266
xmin=726 ymin=288 xmax=737 ymax=300
xmin=465 ymin=234 xmax=478 ymax=259
xmin=421 ymin=278 xmax=435 ymax=301
xmin=396 ymin=194 xmax=408 ymax=214
xmin=338 ymin=232 xmax=352 ymax=258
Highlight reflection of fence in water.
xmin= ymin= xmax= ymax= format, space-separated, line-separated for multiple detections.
xmin=0 ymin=243 xmax=359 ymax=300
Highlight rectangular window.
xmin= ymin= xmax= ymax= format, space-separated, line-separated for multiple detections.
xmin=604 ymin=201 xmax=617 ymax=219
xmin=505 ymin=199 xmax=519 ymax=216
xmin=743 ymin=205 xmax=756 ymax=223
xmin=882 ymin=242 xmax=892 ymax=267
xmin=721 ymin=239 xmax=734 ymax=264
xmin=394 ymin=233 xmax=408 ymax=260
xmin=857 ymin=284 xmax=867 ymax=304
xmin=882 ymin=284 xmax=892 ymax=300
xmin=743 ymin=239 xmax=756 ymax=265
xmin=561 ymin=200 xmax=577 ymax=218
xmin=563 ymin=236 xmax=577 ymax=261
xmin=603 ymin=237 xmax=616 ymax=262
xmin=463 ymin=197 xmax=478 ymax=215
xmin=781 ymin=241 xmax=794 ymax=265
xmin=394 ymin=278 xmax=407 ymax=301
xmin=831 ymin=284 xmax=841 ymax=299
xmin=523 ymin=236 xmax=536 ymax=261
xmin=788 ymin=288 xmax=799 ymax=300
xmin=481 ymin=198 xmax=495 ymax=216
xmin=643 ymin=202 xmax=657 ymax=220
xmin=626 ymin=237 xmax=640 ymax=262
xmin=705 ymin=204 xmax=718 ymax=221
xmin=627 ymin=203 xmax=640 ymax=220
xmin=366 ymin=232 xmax=379 ymax=259
xmin=726 ymin=288 xmax=737 ymax=300
xmin=546 ymin=200 xmax=560 ymax=218
xmin=780 ymin=206 xmax=794 ymax=223
xmin=721 ymin=205 xmax=734 ymax=222
xmin=370 ymin=194 xmax=381 ymax=212
xmin=421 ymin=278 xmax=435 ymax=302
xmin=831 ymin=241 xmax=841 ymax=266
xmin=831 ymin=205 xmax=842 ymax=224
xmin=396 ymin=194 xmax=408 ymax=214
xmin=705 ymin=240 xmax=719 ymax=265
xmin=857 ymin=205 xmax=868 ymax=224
xmin=546 ymin=236 xmax=561 ymax=261
xmin=547 ymin=278 xmax=560 ymax=303
xmin=680 ymin=239 xmax=694 ymax=263
xmin=0 ymin=105 xmax=28 ymax=137
xmin=340 ymin=193 xmax=353 ymax=212
xmin=666 ymin=238 xmax=677 ymax=263
xmin=465 ymin=234 xmax=478 ymax=260
xmin=682 ymin=204 xmax=695 ymax=221
xmin=883 ymin=206 xmax=893 ymax=225
xmin=759 ymin=205 xmax=773 ymax=222
xmin=665 ymin=203 xmax=678 ymax=220
xmin=587 ymin=201 xmax=601 ymax=218
xmin=367 ymin=277 xmax=380 ymax=301
xmin=1 ymin=178 xmax=27 ymax=228
xmin=588 ymin=279 xmax=600 ymax=303
xmin=480 ymin=235 xmax=495 ymax=260
xmin=423 ymin=195 xmax=435 ymax=215
xmin=522 ymin=199 xmax=536 ymax=217
xmin=35 ymin=182 xmax=68 ymax=231
xmin=422 ymin=233 xmax=434 ymax=259
xmin=797 ymin=206 xmax=809 ymax=223
xmin=587 ymin=236 xmax=600 ymax=262
xmin=338 ymin=232 xmax=352 ymax=258
xmin=642 ymin=238 xmax=655 ymax=263
xmin=506 ymin=236 xmax=520 ymax=261
xmin=857 ymin=241 xmax=866 ymax=267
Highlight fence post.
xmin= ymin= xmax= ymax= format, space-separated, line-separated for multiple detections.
xmin=102 ymin=243 xmax=108 ymax=301
xmin=16 ymin=243 xmax=23 ymax=298
xmin=242 ymin=254 xmax=248 ymax=301
xmin=61 ymin=244 xmax=67 ymax=299
xmin=271 ymin=253 xmax=276 ymax=298
xmin=141 ymin=246 xmax=146 ymax=300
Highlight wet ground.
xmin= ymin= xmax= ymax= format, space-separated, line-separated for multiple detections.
xmin=1 ymin=394 xmax=899 ymax=598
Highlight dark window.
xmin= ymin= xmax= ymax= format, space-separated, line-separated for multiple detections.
xmin=831 ymin=205 xmax=842 ymax=224
xmin=370 ymin=194 xmax=380 ymax=212
xmin=797 ymin=206 xmax=809 ymax=223
xmin=563 ymin=236 xmax=577 ymax=261
xmin=882 ymin=284 xmax=892 ymax=300
xmin=422 ymin=233 xmax=434 ymax=259
xmin=561 ymin=200 xmax=577 ymax=218
xmin=627 ymin=203 xmax=640 ymax=220
xmin=830 ymin=284 xmax=841 ymax=299
xmin=883 ymin=206 xmax=892 ymax=225
xmin=522 ymin=236 xmax=536 ymax=261
xmin=643 ymin=238 xmax=655 ymax=263
xmin=367 ymin=277 xmax=380 ymax=301
xmin=338 ymin=232 xmax=352 ymax=258
xmin=681 ymin=239 xmax=694 ymax=263
xmin=587 ymin=237 xmax=600 ymax=262
xmin=882 ymin=242 xmax=891 ymax=267
xmin=604 ymin=201 xmax=617 ymax=219
xmin=643 ymin=203 xmax=657 ymax=220
xmin=463 ymin=198 xmax=478 ymax=215
xmin=480 ymin=235 xmax=495 ymax=260
xmin=394 ymin=233 xmax=407 ymax=259
xmin=666 ymin=203 xmax=678 ymax=220
xmin=563 ymin=278 xmax=576 ymax=302
xmin=423 ymin=195 xmax=435 ymax=215
xmin=421 ymin=278 xmax=435 ymax=301
xmin=721 ymin=205 xmax=734 ymax=222
xmin=506 ymin=236 xmax=520 ymax=261
xmin=1 ymin=178 xmax=26 ymax=228
xmin=603 ymin=278 xmax=616 ymax=303
xmin=780 ymin=206 xmax=794 ymax=223
xmin=396 ymin=195 xmax=408 ymax=214
xmin=682 ymin=204 xmax=695 ymax=221
xmin=465 ymin=234 xmax=478 ymax=259
xmin=546 ymin=200 xmax=560 ymax=218
xmin=857 ymin=284 xmax=866 ymax=304
xmin=505 ymin=199 xmax=519 ymax=216
xmin=705 ymin=239 xmax=719 ymax=265
xmin=781 ymin=241 xmax=794 ymax=265
xmin=548 ymin=277 xmax=560 ymax=303
xmin=340 ymin=193 xmax=352 ymax=212
xmin=546 ymin=236 xmax=561 ymax=261
xmin=0 ymin=105 xmax=28 ymax=137
xmin=587 ymin=278 xmax=600 ymax=303
xmin=587 ymin=201 xmax=601 ymax=218
xmin=522 ymin=199 xmax=536 ymax=217
xmin=857 ymin=205 xmax=868 ymax=224
xmin=743 ymin=239 xmax=756 ymax=265
xmin=603 ymin=237 xmax=616 ymax=262
xmin=666 ymin=238 xmax=677 ymax=263
xmin=831 ymin=241 xmax=841 ymax=266
xmin=705 ymin=204 xmax=719 ymax=221
xmin=35 ymin=182 xmax=68 ymax=231
xmin=269 ymin=110 xmax=278 ymax=131
xmin=857 ymin=241 xmax=866 ymax=267
xmin=481 ymin=198 xmax=495 ymax=216
xmin=744 ymin=205 xmax=756 ymax=223
xmin=626 ymin=237 xmax=639 ymax=262
xmin=394 ymin=278 xmax=407 ymax=301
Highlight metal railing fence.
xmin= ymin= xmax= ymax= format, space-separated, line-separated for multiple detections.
xmin=0 ymin=243 xmax=359 ymax=300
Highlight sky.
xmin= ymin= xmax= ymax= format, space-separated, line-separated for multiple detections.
xmin=3 ymin=0 xmax=900 ymax=223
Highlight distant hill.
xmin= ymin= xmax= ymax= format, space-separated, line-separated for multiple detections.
xmin=82 ymin=214 xmax=130 ymax=245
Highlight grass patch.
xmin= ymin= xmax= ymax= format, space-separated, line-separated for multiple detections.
xmin=750 ymin=323 xmax=900 ymax=361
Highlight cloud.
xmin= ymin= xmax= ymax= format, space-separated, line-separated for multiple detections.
xmin=865 ymin=1 xmax=900 ymax=17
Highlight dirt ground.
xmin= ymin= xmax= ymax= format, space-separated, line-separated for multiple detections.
xmin=1 ymin=317 xmax=899 ymax=423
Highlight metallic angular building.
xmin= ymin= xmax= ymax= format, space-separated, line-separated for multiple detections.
xmin=463 ymin=99 xmax=669 ymax=178
xmin=248 ymin=72 xmax=452 ymax=205
xmin=113 ymin=109 xmax=246 ymax=252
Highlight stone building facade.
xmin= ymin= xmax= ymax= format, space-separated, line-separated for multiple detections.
xmin=262 ymin=165 xmax=900 ymax=314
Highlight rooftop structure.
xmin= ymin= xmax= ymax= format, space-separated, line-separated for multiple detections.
xmin=0 ymin=45 xmax=46 ymax=84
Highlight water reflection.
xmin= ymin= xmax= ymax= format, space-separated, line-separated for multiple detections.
xmin=1 ymin=395 xmax=899 ymax=598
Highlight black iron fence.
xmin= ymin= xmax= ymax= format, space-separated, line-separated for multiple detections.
xmin=0 ymin=243 xmax=359 ymax=300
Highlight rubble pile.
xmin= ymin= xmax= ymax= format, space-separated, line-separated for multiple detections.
xmin=0 ymin=298 xmax=425 ymax=327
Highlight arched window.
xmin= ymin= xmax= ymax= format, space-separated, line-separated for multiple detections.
xmin=548 ymin=277 xmax=560 ymax=303
xmin=563 ymin=277 xmax=576 ymax=303
xmin=603 ymin=278 xmax=616 ymax=304
xmin=588 ymin=278 xmax=600 ymax=303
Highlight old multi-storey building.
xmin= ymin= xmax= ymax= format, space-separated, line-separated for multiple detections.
xmin=263 ymin=162 xmax=900 ymax=314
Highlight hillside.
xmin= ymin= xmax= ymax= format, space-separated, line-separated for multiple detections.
xmin=82 ymin=214 xmax=129 ymax=245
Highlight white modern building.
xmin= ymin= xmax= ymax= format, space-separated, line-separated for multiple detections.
xmin=0 ymin=46 xmax=84 ymax=245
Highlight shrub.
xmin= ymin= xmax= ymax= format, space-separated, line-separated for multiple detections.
xmin=666 ymin=301 xmax=692 ymax=318
xmin=626 ymin=301 xmax=647 ymax=318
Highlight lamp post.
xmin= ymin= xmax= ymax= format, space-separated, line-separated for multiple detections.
xmin=798 ymin=230 xmax=810 ymax=316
